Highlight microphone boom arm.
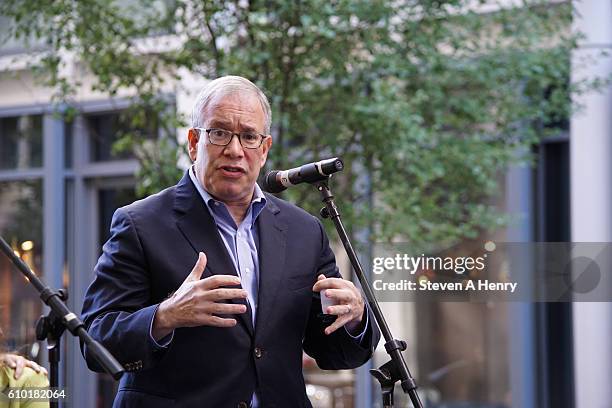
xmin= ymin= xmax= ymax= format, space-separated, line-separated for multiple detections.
xmin=0 ymin=235 xmax=124 ymax=389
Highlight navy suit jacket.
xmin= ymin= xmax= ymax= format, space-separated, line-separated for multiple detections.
xmin=81 ymin=172 xmax=380 ymax=408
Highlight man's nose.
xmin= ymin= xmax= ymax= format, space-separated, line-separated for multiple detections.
xmin=223 ymin=134 xmax=244 ymax=157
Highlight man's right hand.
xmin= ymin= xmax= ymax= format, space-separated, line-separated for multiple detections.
xmin=152 ymin=252 xmax=248 ymax=341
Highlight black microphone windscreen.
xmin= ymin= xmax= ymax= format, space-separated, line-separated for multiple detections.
xmin=262 ymin=170 xmax=286 ymax=193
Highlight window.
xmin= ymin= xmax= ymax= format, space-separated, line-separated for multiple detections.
xmin=87 ymin=112 xmax=134 ymax=162
xmin=86 ymin=110 xmax=158 ymax=162
xmin=0 ymin=115 xmax=43 ymax=169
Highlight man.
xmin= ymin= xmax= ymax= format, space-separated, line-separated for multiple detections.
xmin=81 ymin=76 xmax=380 ymax=407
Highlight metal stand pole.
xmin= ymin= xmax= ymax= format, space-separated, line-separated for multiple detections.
xmin=314 ymin=179 xmax=423 ymax=408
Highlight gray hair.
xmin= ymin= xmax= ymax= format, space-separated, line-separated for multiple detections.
xmin=190 ymin=75 xmax=272 ymax=134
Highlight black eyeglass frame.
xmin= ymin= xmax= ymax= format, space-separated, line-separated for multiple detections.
xmin=194 ymin=127 xmax=268 ymax=149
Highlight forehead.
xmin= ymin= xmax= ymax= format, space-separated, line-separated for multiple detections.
xmin=203 ymin=92 xmax=266 ymax=132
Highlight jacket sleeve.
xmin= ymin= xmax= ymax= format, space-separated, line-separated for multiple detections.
xmin=302 ymin=218 xmax=380 ymax=370
xmin=80 ymin=207 xmax=168 ymax=373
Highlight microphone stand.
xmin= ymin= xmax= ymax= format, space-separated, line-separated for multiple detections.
xmin=0 ymin=236 xmax=124 ymax=408
xmin=314 ymin=179 xmax=423 ymax=408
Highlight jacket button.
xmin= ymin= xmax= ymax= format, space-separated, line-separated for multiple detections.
xmin=254 ymin=347 xmax=263 ymax=359
xmin=237 ymin=402 xmax=249 ymax=408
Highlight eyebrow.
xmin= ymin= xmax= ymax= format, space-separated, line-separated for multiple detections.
xmin=208 ymin=120 xmax=259 ymax=133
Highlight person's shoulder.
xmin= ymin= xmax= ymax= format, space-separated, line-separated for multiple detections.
xmin=1 ymin=365 xmax=49 ymax=389
xmin=1 ymin=365 xmax=50 ymax=408
xmin=20 ymin=367 xmax=49 ymax=389
xmin=116 ymin=183 xmax=179 ymax=222
xmin=126 ymin=183 xmax=178 ymax=212
xmin=0 ymin=364 xmax=9 ymax=389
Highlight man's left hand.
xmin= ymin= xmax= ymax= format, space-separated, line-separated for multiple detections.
xmin=313 ymin=274 xmax=365 ymax=335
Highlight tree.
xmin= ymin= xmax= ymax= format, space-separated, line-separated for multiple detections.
xmin=0 ymin=0 xmax=605 ymax=247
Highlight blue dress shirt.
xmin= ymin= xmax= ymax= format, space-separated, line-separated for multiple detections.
xmin=188 ymin=166 xmax=266 ymax=324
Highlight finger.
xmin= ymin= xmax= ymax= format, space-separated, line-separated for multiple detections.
xmin=3 ymin=356 xmax=16 ymax=368
xmin=313 ymin=277 xmax=345 ymax=291
xmin=26 ymin=361 xmax=41 ymax=373
xmin=14 ymin=359 xmax=24 ymax=380
xmin=325 ymin=304 xmax=353 ymax=316
xmin=209 ymin=303 xmax=248 ymax=315
xmin=41 ymin=366 xmax=48 ymax=376
xmin=200 ymin=274 xmax=242 ymax=290
xmin=322 ymin=288 xmax=353 ymax=303
xmin=325 ymin=316 xmax=351 ymax=335
xmin=205 ymin=316 xmax=238 ymax=327
xmin=186 ymin=252 xmax=207 ymax=282
xmin=312 ymin=274 xmax=327 ymax=291
xmin=205 ymin=288 xmax=248 ymax=301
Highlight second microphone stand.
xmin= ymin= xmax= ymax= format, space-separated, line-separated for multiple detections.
xmin=314 ymin=179 xmax=423 ymax=408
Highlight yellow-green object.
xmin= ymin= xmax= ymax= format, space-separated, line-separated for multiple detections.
xmin=0 ymin=365 xmax=50 ymax=408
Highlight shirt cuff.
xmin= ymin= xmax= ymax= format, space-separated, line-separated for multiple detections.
xmin=149 ymin=304 xmax=174 ymax=349
xmin=344 ymin=306 xmax=369 ymax=343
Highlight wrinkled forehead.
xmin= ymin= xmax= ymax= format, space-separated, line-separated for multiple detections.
xmin=206 ymin=90 xmax=263 ymax=112
xmin=203 ymin=92 xmax=266 ymax=131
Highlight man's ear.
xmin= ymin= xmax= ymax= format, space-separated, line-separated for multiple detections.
xmin=260 ymin=135 xmax=272 ymax=167
xmin=187 ymin=129 xmax=199 ymax=161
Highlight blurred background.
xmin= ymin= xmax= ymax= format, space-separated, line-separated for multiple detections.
xmin=0 ymin=0 xmax=610 ymax=407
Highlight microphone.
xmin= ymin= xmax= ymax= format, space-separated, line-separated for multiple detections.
xmin=263 ymin=157 xmax=344 ymax=193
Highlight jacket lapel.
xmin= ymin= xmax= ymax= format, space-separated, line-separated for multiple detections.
xmin=254 ymin=197 xmax=287 ymax=337
xmin=173 ymin=172 xmax=254 ymax=336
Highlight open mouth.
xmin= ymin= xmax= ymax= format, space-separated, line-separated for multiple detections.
xmin=219 ymin=165 xmax=245 ymax=175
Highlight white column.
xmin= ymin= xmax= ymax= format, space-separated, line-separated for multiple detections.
xmin=506 ymin=157 xmax=537 ymax=408
xmin=571 ymin=1 xmax=612 ymax=408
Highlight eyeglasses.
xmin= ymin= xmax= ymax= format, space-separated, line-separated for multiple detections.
xmin=195 ymin=127 xmax=268 ymax=149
